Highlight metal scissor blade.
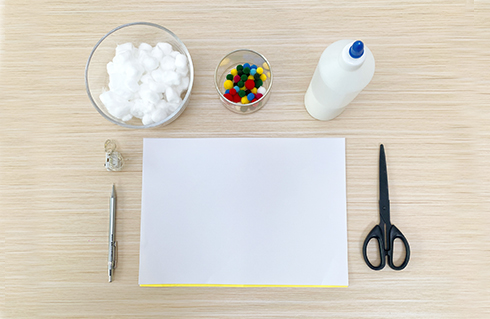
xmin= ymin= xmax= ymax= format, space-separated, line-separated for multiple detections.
xmin=379 ymin=144 xmax=391 ymax=225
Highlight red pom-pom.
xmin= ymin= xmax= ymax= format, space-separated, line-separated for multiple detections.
xmin=229 ymin=88 xmax=237 ymax=96
xmin=256 ymin=93 xmax=263 ymax=100
xmin=245 ymin=80 xmax=255 ymax=90
xmin=233 ymin=75 xmax=241 ymax=83
xmin=224 ymin=93 xmax=233 ymax=101
xmin=233 ymin=95 xmax=241 ymax=103
xmin=251 ymin=98 xmax=257 ymax=102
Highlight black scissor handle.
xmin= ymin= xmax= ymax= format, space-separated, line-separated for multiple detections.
xmin=362 ymin=225 xmax=386 ymax=270
xmin=386 ymin=225 xmax=410 ymax=270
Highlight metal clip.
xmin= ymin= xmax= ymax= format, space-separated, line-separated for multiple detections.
xmin=105 ymin=139 xmax=124 ymax=171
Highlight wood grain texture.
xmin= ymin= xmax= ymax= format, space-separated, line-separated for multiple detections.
xmin=1 ymin=0 xmax=489 ymax=317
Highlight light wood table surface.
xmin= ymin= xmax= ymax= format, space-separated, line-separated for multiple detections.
xmin=1 ymin=0 xmax=489 ymax=318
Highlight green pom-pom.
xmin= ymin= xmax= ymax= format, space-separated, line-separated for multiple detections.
xmin=238 ymin=90 xmax=246 ymax=97
xmin=255 ymin=79 xmax=263 ymax=88
xmin=237 ymin=80 xmax=244 ymax=88
xmin=243 ymin=67 xmax=250 ymax=75
xmin=226 ymin=74 xmax=233 ymax=81
xmin=241 ymin=74 xmax=248 ymax=82
xmin=236 ymin=65 xmax=243 ymax=71
xmin=254 ymin=73 xmax=260 ymax=80
xmin=237 ymin=70 xmax=243 ymax=76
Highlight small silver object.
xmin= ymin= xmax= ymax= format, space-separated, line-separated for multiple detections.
xmin=105 ymin=139 xmax=124 ymax=171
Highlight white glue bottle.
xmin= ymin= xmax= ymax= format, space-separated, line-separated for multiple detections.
xmin=304 ymin=40 xmax=375 ymax=120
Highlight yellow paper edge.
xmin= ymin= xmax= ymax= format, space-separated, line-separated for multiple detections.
xmin=140 ymin=284 xmax=347 ymax=288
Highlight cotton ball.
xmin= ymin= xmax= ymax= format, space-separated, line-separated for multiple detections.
xmin=176 ymin=65 xmax=189 ymax=77
xmin=174 ymin=76 xmax=190 ymax=96
xmin=106 ymin=61 xmax=117 ymax=74
xmin=113 ymin=51 xmax=132 ymax=66
xmin=162 ymin=71 xmax=180 ymax=86
xmin=113 ymin=86 xmax=134 ymax=100
xmin=160 ymin=55 xmax=176 ymax=71
xmin=139 ymin=42 xmax=152 ymax=52
xmin=151 ymin=106 xmax=168 ymax=123
xmin=151 ymin=68 xmax=164 ymax=83
xmin=166 ymin=102 xmax=180 ymax=114
xmin=140 ymin=73 xmax=152 ymax=84
xmin=116 ymin=43 xmax=134 ymax=56
xmin=142 ymin=113 xmax=154 ymax=125
xmin=149 ymin=80 xmax=167 ymax=93
xmin=124 ymin=80 xmax=139 ymax=94
xmin=99 ymin=91 xmax=131 ymax=119
xmin=123 ymin=60 xmax=144 ymax=80
xmin=111 ymin=100 xmax=133 ymax=119
xmin=140 ymin=84 xmax=162 ymax=104
xmin=174 ymin=53 xmax=188 ymax=70
xmin=131 ymin=99 xmax=152 ymax=119
xmin=165 ymin=87 xmax=180 ymax=103
xmin=170 ymin=51 xmax=180 ymax=58
xmin=157 ymin=42 xmax=173 ymax=55
xmin=257 ymin=86 xmax=267 ymax=95
xmin=151 ymin=47 xmax=164 ymax=60
xmin=121 ymin=114 xmax=133 ymax=122
xmin=108 ymin=72 xmax=125 ymax=91
xmin=142 ymin=55 xmax=159 ymax=72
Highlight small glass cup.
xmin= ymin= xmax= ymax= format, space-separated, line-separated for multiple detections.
xmin=214 ymin=49 xmax=273 ymax=114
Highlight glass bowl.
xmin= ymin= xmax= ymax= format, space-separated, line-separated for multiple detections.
xmin=85 ymin=22 xmax=194 ymax=129
xmin=214 ymin=49 xmax=273 ymax=114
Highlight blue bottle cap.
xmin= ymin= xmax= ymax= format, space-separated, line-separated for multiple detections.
xmin=349 ymin=40 xmax=364 ymax=59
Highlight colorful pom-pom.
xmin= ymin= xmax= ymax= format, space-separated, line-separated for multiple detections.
xmin=243 ymin=63 xmax=250 ymax=69
xmin=243 ymin=67 xmax=250 ymax=75
xmin=248 ymin=75 xmax=254 ymax=80
xmin=230 ymin=69 xmax=237 ymax=76
xmin=257 ymin=67 xmax=264 ymax=74
xmin=241 ymin=96 xmax=249 ymax=104
xmin=233 ymin=94 xmax=241 ymax=103
xmin=245 ymin=79 xmax=255 ymax=90
xmin=260 ymin=73 xmax=267 ymax=81
xmin=255 ymin=79 xmax=263 ymax=88
xmin=225 ymin=89 xmax=230 ymax=94
xmin=226 ymin=74 xmax=233 ymax=81
xmin=233 ymin=75 xmax=241 ymax=83
xmin=251 ymin=64 xmax=257 ymax=69
xmin=224 ymin=93 xmax=233 ymax=101
xmin=247 ymin=93 xmax=255 ymax=101
xmin=237 ymin=80 xmax=244 ymax=88
xmin=251 ymin=87 xmax=257 ymax=94
xmin=250 ymin=69 xmax=257 ymax=76
xmin=236 ymin=65 xmax=243 ymax=71
xmin=238 ymin=90 xmax=246 ymax=97
xmin=241 ymin=74 xmax=248 ymax=82
xmin=224 ymin=80 xmax=234 ymax=90
xmin=234 ymin=85 xmax=240 ymax=92
xmin=230 ymin=88 xmax=237 ymax=95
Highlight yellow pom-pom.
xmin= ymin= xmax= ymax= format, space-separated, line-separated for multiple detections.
xmin=248 ymin=75 xmax=254 ymax=80
xmin=230 ymin=69 xmax=237 ymax=76
xmin=224 ymin=80 xmax=234 ymax=90
xmin=240 ymin=86 xmax=246 ymax=90
xmin=257 ymin=67 xmax=264 ymax=74
xmin=251 ymin=87 xmax=257 ymax=94
xmin=260 ymin=74 xmax=267 ymax=81
xmin=241 ymin=96 xmax=249 ymax=104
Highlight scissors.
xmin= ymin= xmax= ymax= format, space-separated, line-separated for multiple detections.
xmin=362 ymin=144 xmax=410 ymax=271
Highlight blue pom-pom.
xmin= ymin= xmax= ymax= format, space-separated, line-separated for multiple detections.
xmin=225 ymin=89 xmax=230 ymax=94
xmin=251 ymin=64 xmax=257 ymax=69
xmin=250 ymin=69 xmax=257 ymax=75
xmin=234 ymin=85 xmax=239 ymax=92
xmin=243 ymin=63 xmax=251 ymax=69
xmin=247 ymin=93 xmax=255 ymax=101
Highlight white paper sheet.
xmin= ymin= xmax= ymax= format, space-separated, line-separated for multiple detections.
xmin=139 ymin=138 xmax=348 ymax=287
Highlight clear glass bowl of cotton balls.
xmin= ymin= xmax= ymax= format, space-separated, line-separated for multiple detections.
xmin=85 ymin=22 xmax=194 ymax=128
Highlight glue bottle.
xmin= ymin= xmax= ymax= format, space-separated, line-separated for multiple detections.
xmin=304 ymin=39 xmax=375 ymax=120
